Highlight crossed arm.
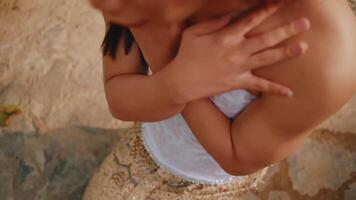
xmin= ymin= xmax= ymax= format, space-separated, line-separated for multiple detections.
xmin=180 ymin=22 xmax=356 ymax=175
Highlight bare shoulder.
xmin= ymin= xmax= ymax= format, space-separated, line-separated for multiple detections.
xmin=249 ymin=0 xmax=356 ymax=133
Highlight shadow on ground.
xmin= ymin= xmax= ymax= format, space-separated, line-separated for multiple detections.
xmin=0 ymin=126 xmax=127 ymax=200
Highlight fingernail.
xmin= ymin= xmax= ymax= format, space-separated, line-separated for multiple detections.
xmin=284 ymin=90 xmax=294 ymax=97
xmin=289 ymin=43 xmax=302 ymax=56
xmin=289 ymin=42 xmax=308 ymax=56
xmin=294 ymin=18 xmax=310 ymax=31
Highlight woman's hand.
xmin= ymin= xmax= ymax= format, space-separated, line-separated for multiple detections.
xmin=159 ymin=0 xmax=311 ymax=104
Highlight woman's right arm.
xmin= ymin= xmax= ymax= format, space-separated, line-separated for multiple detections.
xmin=102 ymin=21 xmax=187 ymax=122
xmin=104 ymin=62 xmax=186 ymax=122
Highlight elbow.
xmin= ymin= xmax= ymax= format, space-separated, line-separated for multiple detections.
xmin=105 ymin=91 xmax=135 ymax=122
xmin=213 ymin=151 xmax=261 ymax=176
xmin=107 ymin=102 xmax=174 ymax=122
xmin=222 ymin=165 xmax=260 ymax=176
xmin=107 ymin=104 xmax=133 ymax=122
xmin=220 ymin=158 xmax=267 ymax=176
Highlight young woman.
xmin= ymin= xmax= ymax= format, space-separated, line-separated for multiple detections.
xmin=84 ymin=0 xmax=356 ymax=199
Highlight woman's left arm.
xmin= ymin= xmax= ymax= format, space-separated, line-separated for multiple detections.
xmin=226 ymin=27 xmax=356 ymax=175
xmin=182 ymin=12 xmax=356 ymax=175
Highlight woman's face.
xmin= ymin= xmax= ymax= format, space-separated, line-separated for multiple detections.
xmin=90 ymin=0 xmax=206 ymax=26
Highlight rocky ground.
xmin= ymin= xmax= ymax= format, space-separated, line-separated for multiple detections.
xmin=0 ymin=0 xmax=356 ymax=199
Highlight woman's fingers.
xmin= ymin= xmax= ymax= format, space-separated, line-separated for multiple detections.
xmin=216 ymin=0 xmax=284 ymax=41
xmin=245 ymin=41 xmax=308 ymax=70
xmin=241 ymin=18 xmax=311 ymax=54
xmin=246 ymin=75 xmax=294 ymax=97
xmin=186 ymin=14 xmax=233 ymax=36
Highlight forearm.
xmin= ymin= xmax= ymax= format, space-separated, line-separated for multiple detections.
xmin=181 ymin=98 xmax=240 ymax=174
xmin=105 ymin=70 xmax=186 ymax=122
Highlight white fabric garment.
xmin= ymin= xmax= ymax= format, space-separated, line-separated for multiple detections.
xmin=141 ymin=77 xmax=258 ymax=184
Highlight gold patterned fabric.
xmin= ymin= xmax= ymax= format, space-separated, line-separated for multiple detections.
xmin=83 ymin=122 xmax=269 ymax=200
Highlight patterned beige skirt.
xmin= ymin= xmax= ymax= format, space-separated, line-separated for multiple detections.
xmin=83 ymin=121 xmax=270 ymax=200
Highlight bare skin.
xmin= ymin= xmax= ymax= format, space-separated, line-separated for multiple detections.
xmin=101 ymin=1 xmax=304 ymax=121
xmin=175 ymin=0 xmax=356 ymax=175
xmin=93 ymin=0 xmax=356 ymax=175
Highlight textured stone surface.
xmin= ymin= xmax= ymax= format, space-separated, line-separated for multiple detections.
xmin=349 ymin=0 xmax=356 ymax=11
xmin=287 ymin=138 xmax=356 ymax=196
xmin=267 ymin=191 xmax=291 ymax=200
xmin=344 ymin=182 xmax=356 ymax=200
xmin=0 ymin=126 xmax=124 ymax=200
xmin=0 ymin=0 xmax=131 ymax=134
xmin=240 ymin=192 xmax=261 ymax=200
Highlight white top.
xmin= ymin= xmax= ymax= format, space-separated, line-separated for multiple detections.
xmin=141 ymin=68 xmax=258 ymax=185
